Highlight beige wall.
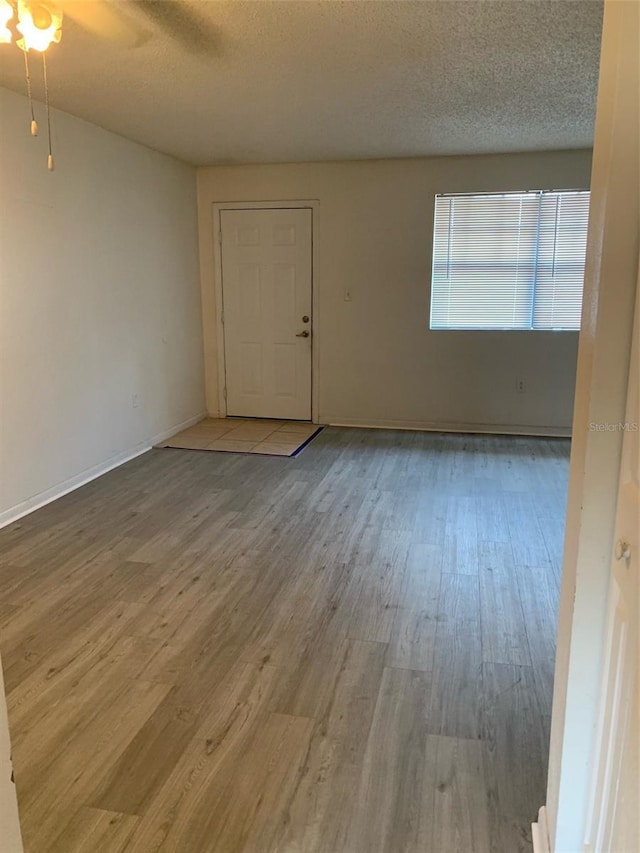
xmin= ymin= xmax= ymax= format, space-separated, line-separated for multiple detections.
xmin=0 ymin=87 xmax=205 ymax=525
xmin=198 ymin=151 xmax=591 ymax=432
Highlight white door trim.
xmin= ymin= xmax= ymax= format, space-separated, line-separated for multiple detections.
xmin=212 ymin=200 xmax=320 ymax=423
xmin=0 ymin=656 xmax=23 ymax=852
xmin=583 ymin=256 xmax=640 ymax=852
xmin=532 ymin=806 xmax=551 ymax=853
xmin=542 ymin=2 xmax=639 ymax=849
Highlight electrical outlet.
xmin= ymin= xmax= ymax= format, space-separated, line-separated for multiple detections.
xmin=132 ymin=393 xmax=140 ymax=409
xmin=516 ymin=378 xmax=526 ymax=394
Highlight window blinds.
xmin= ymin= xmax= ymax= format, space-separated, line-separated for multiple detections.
xmin=430 ymin=190 xmax=590 ymax=330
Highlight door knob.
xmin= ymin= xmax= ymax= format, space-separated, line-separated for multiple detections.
xmin=296 ymin=330 xmax=310 ymax=338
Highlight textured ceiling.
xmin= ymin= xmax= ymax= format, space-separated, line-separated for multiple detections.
xmin=0 ymin=0 xmax=603 ymax=165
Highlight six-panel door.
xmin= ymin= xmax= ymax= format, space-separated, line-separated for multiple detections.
xmin=220 ymin=208 xmax=313 ymax=420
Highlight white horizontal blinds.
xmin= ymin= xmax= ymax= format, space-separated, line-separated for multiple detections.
xmin=430 ymin=189 xmax=590 ymax=330
xmin=431 ymin=193 xmax=539 ymax=329
xmin=532 ymin=191 xmax=590 ymax=330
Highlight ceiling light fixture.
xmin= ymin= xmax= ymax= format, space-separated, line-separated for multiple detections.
xmin=16 ymin=0 xmax=61 ymax=51
xmin=0 ymin=0 xmax=13 ymax=44
xmin=0 ymin=0 xmax=62 ymax=170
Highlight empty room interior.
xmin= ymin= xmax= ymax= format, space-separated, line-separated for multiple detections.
xmin=1 ymin=1 xmax=639 ymax=852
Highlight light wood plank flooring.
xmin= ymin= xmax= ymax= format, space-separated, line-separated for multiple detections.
xmin=0 ymin=427 xmax=569 ymax=852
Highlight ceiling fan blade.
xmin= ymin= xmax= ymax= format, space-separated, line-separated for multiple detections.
xmin=59 ymin=0 xmax=149 ymax=48
xmin=134 ymin=0 xmax=221 ymax=55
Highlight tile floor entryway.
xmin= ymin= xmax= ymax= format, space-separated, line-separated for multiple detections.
xmin=157 ymin=418 xmax=323 ymax=456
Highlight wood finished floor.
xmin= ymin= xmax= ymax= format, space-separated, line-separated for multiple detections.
xmin=0 ymin=427 xmax=569 ymax=853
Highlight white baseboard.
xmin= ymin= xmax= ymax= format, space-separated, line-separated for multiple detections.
xmin=532 ymin=806 xmax=552 ymax=853
xmin=150 ymin=412 xmax=207 ymax=446
xmin=324 ymin=416 xmax=571 ymax=438
xmin=0 ymin=411 xmax=205 ymax=530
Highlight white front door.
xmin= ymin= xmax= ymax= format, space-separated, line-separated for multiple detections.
xmin=220 ymin=208 xmax=312 ymax=421
xmin=584 ymin=262 xmax=640 ymax=851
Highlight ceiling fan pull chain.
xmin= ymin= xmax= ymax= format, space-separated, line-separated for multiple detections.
xmin=22 ymin=48 xmax=38 ymax=136
xmin=42 ymin=51 xmax=54 ymax=170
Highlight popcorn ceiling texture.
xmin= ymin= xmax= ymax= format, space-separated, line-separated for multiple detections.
xmin=0 ymin=0 xmax=603 ymax=165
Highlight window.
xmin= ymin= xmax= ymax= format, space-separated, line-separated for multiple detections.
xmin=430 ymin=189 xmax=590 ymax=331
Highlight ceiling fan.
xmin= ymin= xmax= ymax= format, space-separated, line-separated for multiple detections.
xmin=62 ymin=0 xmax=220 ymax=52
xmin=0 ymin=1 xmax=219 ymax=170
xmin=1 ymin=0 xmax=218 ymax=52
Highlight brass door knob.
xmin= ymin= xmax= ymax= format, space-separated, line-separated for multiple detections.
xmin=296 ymin=330 xmax=310 ymax=338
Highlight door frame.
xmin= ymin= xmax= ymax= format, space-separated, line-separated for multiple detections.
xmin=533 ymin=1 xmax=639 ymax=850
xmin=212 ymin=200 xmax=320 ymax=423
